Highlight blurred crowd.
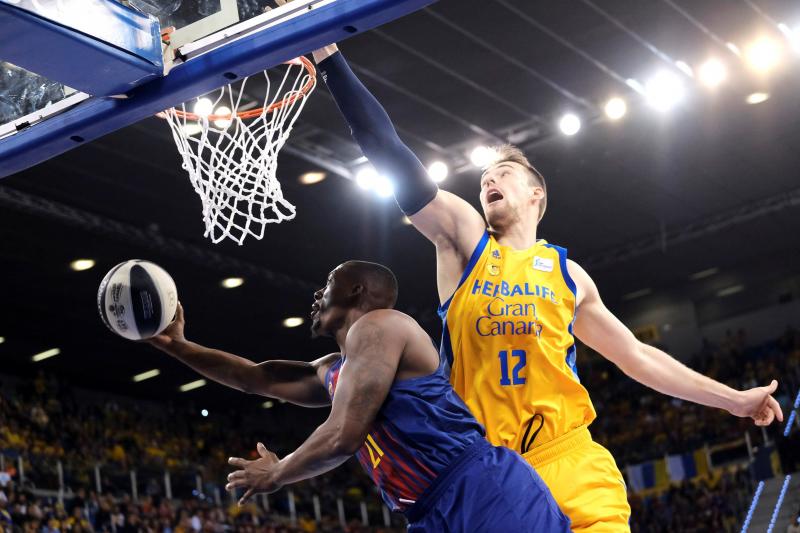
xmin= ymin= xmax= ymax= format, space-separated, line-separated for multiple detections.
xmin=583 ymin=326 xmax=800 ymax=464
xmin=1 ymin=326 xmax=798 ymax=532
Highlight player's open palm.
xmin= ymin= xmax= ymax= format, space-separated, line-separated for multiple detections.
xmin=148 ymin=302 xmax=186 ymax=349
xmin=227 ymin=442 xmax=282 ymax=505
xmin=730 ymin=379 xmax=784 ymax=426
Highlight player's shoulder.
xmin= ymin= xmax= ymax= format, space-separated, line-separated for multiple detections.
xmin=348 ymin=309 xmax=417 ymax=342
xmin=356 ymin=308 xmax=415 ymax=328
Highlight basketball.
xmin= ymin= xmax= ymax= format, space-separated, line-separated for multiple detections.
xmin=97 ymin=260 xmax=178 ymax=341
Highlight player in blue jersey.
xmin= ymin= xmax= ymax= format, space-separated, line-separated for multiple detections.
xmin=148 ymin=260 xmax=570 ymax=532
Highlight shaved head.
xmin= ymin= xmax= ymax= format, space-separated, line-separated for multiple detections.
xmin=341 ymin=260 xmax=398 ymax=310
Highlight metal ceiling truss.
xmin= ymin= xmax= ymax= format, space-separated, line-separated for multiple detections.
xmin=0 ymin=185 xmax=318 ymax=292
xmin=583 ymin=187 xmax=800 ymax=270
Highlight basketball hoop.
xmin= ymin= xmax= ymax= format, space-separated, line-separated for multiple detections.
xmin=159 ymin=56 xmax=317 ymax=245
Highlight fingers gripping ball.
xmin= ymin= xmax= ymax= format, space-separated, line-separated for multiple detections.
xmin=98 ymin=260 xmax=178 ymax=340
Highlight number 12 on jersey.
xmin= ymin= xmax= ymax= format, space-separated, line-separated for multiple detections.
xmin=499 ymin=349 xmax=527 ymax=386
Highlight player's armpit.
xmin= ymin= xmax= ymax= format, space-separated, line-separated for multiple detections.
xmin=411 ymin=190 xmax=487 ymax=303
xmin=410 ymin=189 xmax=486 ymax=251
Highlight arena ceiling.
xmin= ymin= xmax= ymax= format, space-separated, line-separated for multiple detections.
xmin=1 ymin=0 xmax=799 ymax=404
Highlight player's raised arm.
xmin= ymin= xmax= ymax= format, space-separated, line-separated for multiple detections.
xmin=148 ymin=303 xmax=333 ymax=407
xmin=312 ymin=46 xmax=485 ymax=265
xmin=568 ymin=260 xmax=784 ymax=427
xmin=225 ymin=311 xmax=404 ymax=502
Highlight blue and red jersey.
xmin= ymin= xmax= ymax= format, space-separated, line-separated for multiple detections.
xmin=325 ymin=352 xmax=484 ymax=513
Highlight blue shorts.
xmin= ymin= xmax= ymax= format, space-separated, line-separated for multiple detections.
xmin=406 ymin=439 xmax=570 ymax=532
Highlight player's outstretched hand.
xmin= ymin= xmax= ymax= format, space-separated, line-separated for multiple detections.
xmin=148 ymin=302 xmax=186 ymax=350
xmin=226 ymin=442 xmax=283 ymax=505
xmin=729 ymin=379 xmax=784 ymax=427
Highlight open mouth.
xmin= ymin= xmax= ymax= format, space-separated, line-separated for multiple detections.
xmin=487 ymin=189 xmax=504 ymax=204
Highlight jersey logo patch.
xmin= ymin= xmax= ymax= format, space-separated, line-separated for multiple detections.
xmin=487 ymin=264 xmax=500 ymax=276
xmin=492 ymin=249 xmax=502 ymax=259
xmin=533 ymin=256 xmax=554 ymax=272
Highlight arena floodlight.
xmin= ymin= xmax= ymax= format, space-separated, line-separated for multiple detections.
xmin=299 ymin=171 xmax=326 ymax=185
xmin=746 ymin=92 xmax=770 ymax=105
xmin=282 ymin=317 xmax=304 ymax=328
xmin=698 ymin=59 xmax=727 ymax=88
xmin=212 ymin=106 xmax=233 ymax=128
xmin=0 ymin=337 xmax=4 ymax=344
xmin=179 ymin=379 xmax=207 ymax=392
xmin=745 ymin=38 xmax=782 ymax=72
xmin=193 ymin=97 xmax=214 ymax=118
xmin=31 ymin=348 xmax=60 ymax=362
xmin=355 ymin=166 xmax=378 ymax=190
xmin=263 ymin=400 xmax=275 ymax=409
xmin=645 ymin=71 xmax=685 ymax=111
xmin=221 ymin=277 xmax=244 ymax=288
xmin=181 ymin=123 xmax=204 ymax=136
xmin=201 ymin=409 xmax=209 ymax=417
xmin=604 ymin=98 xmax=627 ymax=120
xmin=428 ymin=161 xmax=449 ymax=183
xmin=470 ymin=146 xmax=496 ymax=168
xmin=70 ymin=259 xmax=96 ymax=271
xmin=374 ymin=175 xmax=395 ymax=198
xmin=558 ymin=113 xmax=581 ymax=136
xmin=133 ymin=369 xmax=161 ymax=382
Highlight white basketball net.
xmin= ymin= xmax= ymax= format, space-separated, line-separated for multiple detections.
xmin=161 ymin=58 xmax=316 ymax=245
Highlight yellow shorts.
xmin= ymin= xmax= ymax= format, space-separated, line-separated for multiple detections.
xmin=522 ymin=426 xmax=631 ymax=532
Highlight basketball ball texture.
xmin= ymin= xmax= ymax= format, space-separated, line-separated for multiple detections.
xmin=98 ymin=260 xmax=178 ymax=340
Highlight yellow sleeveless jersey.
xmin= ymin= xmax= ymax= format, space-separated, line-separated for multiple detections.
xmin=439 ymin=231 xmax=596 ymax=454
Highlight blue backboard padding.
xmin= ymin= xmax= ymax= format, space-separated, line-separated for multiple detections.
xmin=0 ymin=0 xmax=436 ymax=179
xmin=0 ymin=0 xmax=163 ymax=97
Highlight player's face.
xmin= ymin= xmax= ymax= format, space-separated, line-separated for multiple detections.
xmin=310 ymin=265 xmax=351 ymax=337
xmin=479 ymin=162 xmax=537 ymax=227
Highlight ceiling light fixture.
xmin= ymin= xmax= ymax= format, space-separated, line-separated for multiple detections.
xmin=470 ymin=146 xmax=496 ymax=168
xmin=716 ymin=285 xmax=744 ymax=297
xmin=32 ymin=348 xmax=60 ymax=362
xmin=221 ymin=277 xmax=244 ymax=289
xmin=299 ymin=171 xmax=326 ymax=185
xmin=427 ymin=161 xmax=449 ymax=183
xmin=193 ymin=98 xmax=213 ymax=117
xmin=688 ymin=267 xmax=719 ymax=281
xmin=558 ymin=113 xmax=581 ymax=136
xmin=70 ymin=259 xmax=96 ymax=271
xmin=698 ymin=59 xmax=727 ymax=88
xmin=355 ymin=167 xmax=378 ymax=190
xmin=282 ymin=317 xmax=304 ymax=328
xmin=645 ymin=71 xmax=685 ymax=111
xmin=133 ymin=369 xmax=161 ymax=382
xmin=745 ymin=38 xmax=782 ymax=72
xmin=746 ymin=92 xmax=769 ymax=105
xmin=179 ymin=379 xmax=206 ymax=392
xmin=604 ymin=98 xmax=627 ymax=120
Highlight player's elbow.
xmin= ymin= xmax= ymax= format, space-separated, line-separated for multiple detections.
xmin=331 ymin=427 xmax=365 ymax=456
xmin=614 ymin=342 xmax=652 ymax=378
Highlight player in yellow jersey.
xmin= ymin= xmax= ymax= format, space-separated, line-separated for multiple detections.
xmin=311 ymin=42 xmax=784 ymax=531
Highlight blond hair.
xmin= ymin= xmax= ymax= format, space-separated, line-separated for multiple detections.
xmin=485 ymin=144 xmax=547 ymax=221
